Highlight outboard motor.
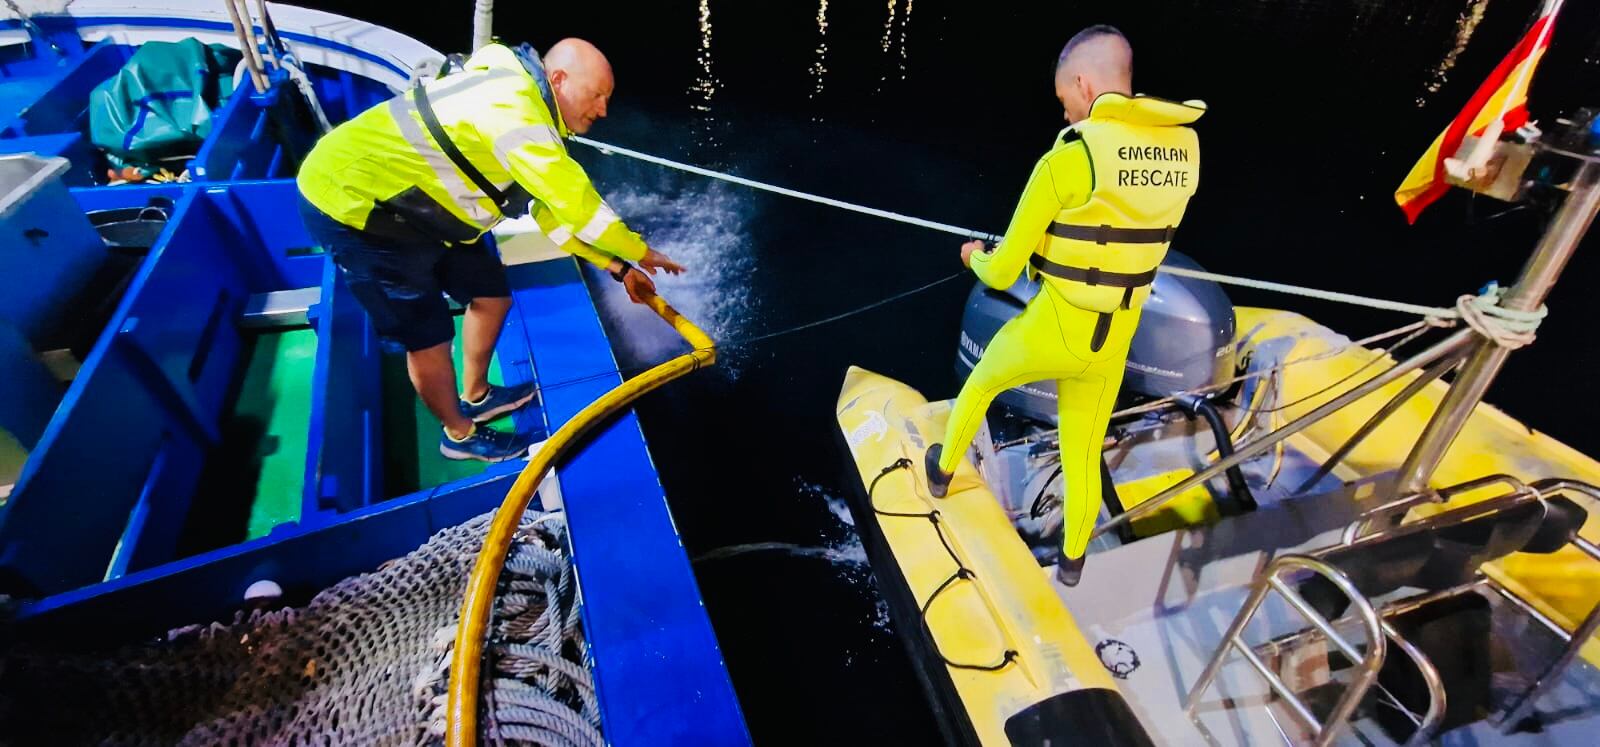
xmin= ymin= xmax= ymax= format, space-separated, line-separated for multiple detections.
xmin=955 ymin=250 xmax=1236 ymax=424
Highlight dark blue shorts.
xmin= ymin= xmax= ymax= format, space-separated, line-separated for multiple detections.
xmin=298 ymin=196 xmax=510 ymax=352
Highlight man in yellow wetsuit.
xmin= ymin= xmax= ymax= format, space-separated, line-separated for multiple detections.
xmin=298 ymin=39 xmax=684 ymax=463
xmin=924 ymin=26 xmax=1203 ymax=586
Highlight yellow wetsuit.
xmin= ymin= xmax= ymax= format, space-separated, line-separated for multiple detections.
xmin=939 ymin=93 xmax=1204 ymax=560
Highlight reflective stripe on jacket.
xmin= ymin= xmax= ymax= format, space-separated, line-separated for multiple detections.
xmin=298 ymin=43 xmax=647 ymax=265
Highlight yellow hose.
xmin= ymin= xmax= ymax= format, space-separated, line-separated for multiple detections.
xmin=447 ymin=291 xmax=715 ymax=746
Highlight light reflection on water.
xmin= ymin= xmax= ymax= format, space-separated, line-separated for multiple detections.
xmin=810 ymin=0 xmax=830 ymax=106
xmin=1423 ymin=0 xmax=1494 ymax=106
xmin=898 ymin=0 xmax=915 ymax=80
xmin=690 ymin=0 xmax=720 ymax=151
xmin=879 ymin=0 xmax=897 ymax=55
xmin=592 ymin=181 xmax=755 ymax=375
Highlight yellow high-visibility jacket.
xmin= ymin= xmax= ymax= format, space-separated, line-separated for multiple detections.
xmin=298 ymin=43 xmax=646 ymax=269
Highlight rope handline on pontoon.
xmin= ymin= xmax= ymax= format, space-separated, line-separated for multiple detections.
xmin=573 ymin=136 xmax=1548 ymax=337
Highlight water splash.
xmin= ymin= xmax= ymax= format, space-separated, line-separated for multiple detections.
xmin=690 ymin=483 xmax=866 ymax=567
xmin=799 ymin=477 xmax=855 ymax=528
xmin=797 ymin=479 xmax=891 ymax=632
xmin=690 ymin=537 xmax=888 ymax=635
xmin=870 ymin=592 xmax=890 ymax=632
xmin=595 ymin=182 xmax=755 ymax=371
xmin=694 ymin=541 xmax=866 ymax=565
xmin=825 ymin=492 xmax=855 ymax=528
xmin=692 ymin=478 xmax=894 ymax=635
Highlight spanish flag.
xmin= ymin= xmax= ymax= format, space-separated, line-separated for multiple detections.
xmin=1394 ymin=0 xmax=1563 ymax=223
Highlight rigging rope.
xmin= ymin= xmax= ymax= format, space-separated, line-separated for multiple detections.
xmin=722 ymin=271 xmax=967 ymax=347
xmin=512 ymin=270 xmax=967 ymax=399
xmin=990 ymin=318 xmax=1446 ymax=451
xmin=1109 ymin=318 xmax=1444 ymax=420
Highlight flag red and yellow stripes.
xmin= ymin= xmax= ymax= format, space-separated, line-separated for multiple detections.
xmin=1395 ymin=2 xmax=1561 ymax=223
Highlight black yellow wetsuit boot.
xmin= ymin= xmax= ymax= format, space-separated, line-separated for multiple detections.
xmin=1056 ymin=551 xmax=1086 ymax=587
xmin=925 ymin=444 xmax=954 ymax=498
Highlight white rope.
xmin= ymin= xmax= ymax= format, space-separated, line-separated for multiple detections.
xmin=1456 ymin=283 xmax=1546 ymax=349
xmin=1113 ymin=319 xmax=1443 ymax=420
xmin=573 ymin=136 xmax=998 ymax=241
xmin=573 ymin=137 xmax=1547 ymax=337
xmin=1155 ymin=266 xmax=1457 ymax=319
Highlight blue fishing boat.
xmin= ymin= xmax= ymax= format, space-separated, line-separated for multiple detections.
xmin=0 ymin=2 xmax=746 ymax=743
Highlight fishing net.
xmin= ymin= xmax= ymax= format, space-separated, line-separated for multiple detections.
xmin=0 ymin=509 xmax=601 ymax=746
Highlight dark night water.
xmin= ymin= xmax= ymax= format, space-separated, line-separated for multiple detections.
xmin=318 ymin=1 xmax=1600 ymax=742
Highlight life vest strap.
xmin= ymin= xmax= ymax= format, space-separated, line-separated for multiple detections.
xmin=1029 ymin=254 xmax=1158 ymax=289
xmin=1047 ymin=222 xmax=1175 ymax=245
xmin=412 ymin=82 xmax=530 ymax=218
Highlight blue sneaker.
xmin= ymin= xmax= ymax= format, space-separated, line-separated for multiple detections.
xmin=459 ymin=382 xmax=538 ymax=423
xmin=439 ymin=425 xmax=535 ymax=462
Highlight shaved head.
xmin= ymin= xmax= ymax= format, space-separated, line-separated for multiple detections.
xmin=543 ymin=38 xmax=614 ymax=134
xmin=1053 ymin=26 xmax=1133 ymax=124
xmin=544 ymin=38 xmax=611 ymax=81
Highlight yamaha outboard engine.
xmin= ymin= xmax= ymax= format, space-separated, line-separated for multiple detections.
xmin=955 ymin=250 xmax=1235 ymax=424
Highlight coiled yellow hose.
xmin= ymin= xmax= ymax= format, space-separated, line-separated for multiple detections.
xmin=447 ymin=291 xmax=715 ymax=745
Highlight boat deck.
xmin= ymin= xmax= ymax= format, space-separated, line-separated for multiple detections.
xmin=1060 ymin=480 xmax=1600 ymax=745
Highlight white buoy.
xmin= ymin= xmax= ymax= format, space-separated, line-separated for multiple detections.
xmin=244 ymin=579 xmax=283 ymax=601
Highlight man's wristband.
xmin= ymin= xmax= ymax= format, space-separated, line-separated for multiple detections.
xmin=609 ymin=261 xmax=635 ymax=282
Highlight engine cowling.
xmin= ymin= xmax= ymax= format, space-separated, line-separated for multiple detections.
xmin=955 ymin=250 xmax=1235 ymax=424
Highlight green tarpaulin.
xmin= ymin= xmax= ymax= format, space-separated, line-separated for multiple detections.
xmin=88 ymin=38 xmax=241 ymax=173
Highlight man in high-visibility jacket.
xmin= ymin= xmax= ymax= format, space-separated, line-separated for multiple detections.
xmin=923 ymin=26 xmax=1204 ymax=586
xmin=298 ymin=39 xmax=684 ymax=462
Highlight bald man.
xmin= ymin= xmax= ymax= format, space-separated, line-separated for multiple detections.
xmin=298 ymin=39 xmax=683 ymax=463
xmin=924 ymin=26 xmax=1204 ymax=585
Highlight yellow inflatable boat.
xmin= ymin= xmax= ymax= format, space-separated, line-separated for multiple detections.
xmin=836 ymin=305 xmax=1600 ymax=746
